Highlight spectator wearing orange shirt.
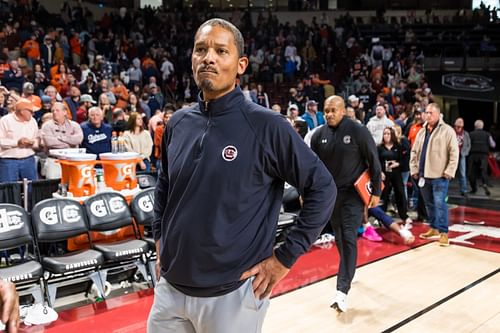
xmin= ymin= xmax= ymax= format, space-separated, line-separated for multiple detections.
xmin=53 ymin=41 xmax=65 ymax=66
xmin=0 ymin=57 xmax=10 ymax=81
xmin=111 ymin=77 xmax=129 ymax=110
xmin=22 ymin=34 xmax=40 ymax=68
xmin=50 ymin=63 xmax=70 ymax=97
xmin=407 ymin=108 xmax=425 ymax=147
xmin=21 ymin=82 xmax=42 ymax=111
xmin=141 ymin=53 xmax=157 ymax=69
xmin=154 ymin=108 xmax=174 ymax=172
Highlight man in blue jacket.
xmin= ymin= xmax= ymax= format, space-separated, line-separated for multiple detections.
xmin=80 ymin=106 xmax=112 ymax=156
xmin=148 ymin=18 xmax=337 ymax=333
xmin=302 ymin=99 xmax=325 ymax=130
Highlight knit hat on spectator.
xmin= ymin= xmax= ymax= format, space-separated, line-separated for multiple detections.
xmin=16 ymin=98 xmax=35 ymax=112
xmin=80 ymin=94 xmax=96 ymax=104
xmin=41 ymin=95 xmax=52 ymax=104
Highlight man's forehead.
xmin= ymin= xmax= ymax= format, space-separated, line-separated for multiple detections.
xmin=195 ymin=25 xmax=234 ymax=44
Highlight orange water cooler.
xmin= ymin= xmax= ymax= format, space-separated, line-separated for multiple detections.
xmin=99 ymin=152 xmax=141 ymax=191
xmin=57 ymin=153 xmax=98 ymax=197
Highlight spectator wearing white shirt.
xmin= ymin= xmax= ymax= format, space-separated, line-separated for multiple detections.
xmin=160 ymin=55 xmax=174 ymax=82
xmin=366 ymin=104 xmax=394 ymax=144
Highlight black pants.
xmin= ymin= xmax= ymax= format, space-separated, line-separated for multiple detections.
xmin=381 ymin=171 xmax=408 ymax=220
xmin=330 ymin=188 xmax=364 ymax=294
xmin=469 ymin=153 xmax=489 ymax=191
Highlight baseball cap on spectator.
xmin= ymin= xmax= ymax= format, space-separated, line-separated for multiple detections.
xmin=30 ymin=97 xmax=42 ymax=110
xmin=23 ymin=82 xmax=34 ymax=93
xmin=80 ymin=94 xmax=96 ymax=104
xmin=348 ymin=95 xmax=359 ymax=104
xmin=287 ymin=104 xmax=299 ymax=113
xmin=15 ymin=98 xmax=35 ymax=112
xmin=306 ymin=100 xmax=318 ymax=107
xmin=41 ymin=95 xmax=52 ymax=104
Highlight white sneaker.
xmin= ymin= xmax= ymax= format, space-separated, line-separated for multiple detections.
xmin=399 ymin=228 xmax=415 ymax=245
xmin=24 ymin=303 xmax=58 ymax=326
xmin=330 ymin=290 xmax=348 ymax=312
xmin=404 ymin=217 xmax=413 ymax=230
xmin=313 ymin=233 xmax=335 ymax=245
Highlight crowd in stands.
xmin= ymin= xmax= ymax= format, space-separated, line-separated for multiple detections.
xmin=0 ymin=1 xmax=498 ymax=212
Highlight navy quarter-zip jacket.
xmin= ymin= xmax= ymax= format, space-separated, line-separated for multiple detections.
xmin=310 ymin=117 xmax=382 ymax=195
xmin=153 ymin=86 xmax=336 ymax=297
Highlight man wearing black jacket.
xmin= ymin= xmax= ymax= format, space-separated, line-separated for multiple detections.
xmin=311 ymin=95 xmax=382 ymax=313
xmin=148 ymin=18 xmax=336 ymax=333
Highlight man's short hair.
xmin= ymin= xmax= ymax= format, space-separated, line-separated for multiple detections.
xmin=52 ymin=102 xmax=67 ymax=113
xmin=195 ymin=18 xmax=244 ymax=57
xmin=88 ymin=106 xmax=103 ymax=116
xmin=427 ymin=102 xmax=441 ymax=113
xmin=474 ymin=119 xmax=484 ymax=129
xmin=163 ymin=103 xmax=176 ymax=113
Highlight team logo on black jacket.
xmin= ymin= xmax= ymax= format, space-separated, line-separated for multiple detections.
xmin=222 ymin=145 xmax=238 ymax=161
xmin=343 ymin=135 xmax=351 ymax=144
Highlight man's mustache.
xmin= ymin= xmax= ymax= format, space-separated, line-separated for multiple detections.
xmin=198 ymin=66 xmax=218 ymax=74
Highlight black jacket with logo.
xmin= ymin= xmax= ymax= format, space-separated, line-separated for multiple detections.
xmin=153 ymin=86 xmax=336 ymax=297
xmin=310 ymin=117 xmax=381 ymax=195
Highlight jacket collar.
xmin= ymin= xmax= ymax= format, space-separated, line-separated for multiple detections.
xmin=424 ymin=118 xmax=445 ymax=132
xmin=197 ymin=85 xmax=244 ymax=115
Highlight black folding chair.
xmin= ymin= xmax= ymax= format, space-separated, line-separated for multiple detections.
xmin=0 ymin=203 xmax=44 ymax=304
xmin=83 ymin=192 xmax=151 ymax=287
xmin=129 ymin=188 xmax=157 ymax=284
xmin=31 ymin=198 xmax=105 ymax=307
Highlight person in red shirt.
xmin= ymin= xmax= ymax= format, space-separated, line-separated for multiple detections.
xmin=70 ymin=32 xmax=81 ymax=66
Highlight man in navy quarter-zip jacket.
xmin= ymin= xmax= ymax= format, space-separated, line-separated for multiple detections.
xmin=147 ymin=18 xmax=336 ymax=333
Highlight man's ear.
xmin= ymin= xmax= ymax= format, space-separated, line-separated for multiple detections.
xmin=237 ymin=56 xmax=249 ymax=76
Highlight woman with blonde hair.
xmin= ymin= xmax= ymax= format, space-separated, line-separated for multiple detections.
xmin=123 ymin=112 xmax=153 ymax=172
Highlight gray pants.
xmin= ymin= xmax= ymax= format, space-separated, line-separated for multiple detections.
xmin=147 ymin=277 xmax=269 ymax=333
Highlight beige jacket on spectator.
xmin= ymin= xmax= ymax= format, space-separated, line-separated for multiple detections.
xmin=410 ymin=119 xmax=459 ymax=179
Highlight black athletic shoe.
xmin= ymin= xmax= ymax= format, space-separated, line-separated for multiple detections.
xmin=483 ymin=185 xmax=491 ymax=196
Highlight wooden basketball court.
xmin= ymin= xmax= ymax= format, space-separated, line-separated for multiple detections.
xmin=263 ymin=243 xmax=500 ymax=333
xmin=19 ymin=206 xmax=500 ymax=333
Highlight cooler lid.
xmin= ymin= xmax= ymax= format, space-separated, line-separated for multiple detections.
xmin=60 ymin=153 xmax=97 ymax=161
xmin=49 ymin=148 xmax=86 ymax=158
xmin=99 ymin=152 xmax=140 ymax=160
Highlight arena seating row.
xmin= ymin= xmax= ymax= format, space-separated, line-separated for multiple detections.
xmin=0 ymin=189 xmax=157 ymax=307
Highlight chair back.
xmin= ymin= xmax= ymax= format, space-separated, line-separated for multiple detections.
xmin=84 ymin=192 xmax=133 ymax=231
xmin=31 ymin=198 xmax=88 ymax=242
xmin=0 ymin=204 xmax=33 ymax=249
xmin=137 ymin=174 xmax=157 ymax=189
xmin=130 ymin=188 xmax=155 ymax=227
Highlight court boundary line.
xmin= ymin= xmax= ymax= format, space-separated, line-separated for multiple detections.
xmin=381 ymin=268 xmax=500 ymax=332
